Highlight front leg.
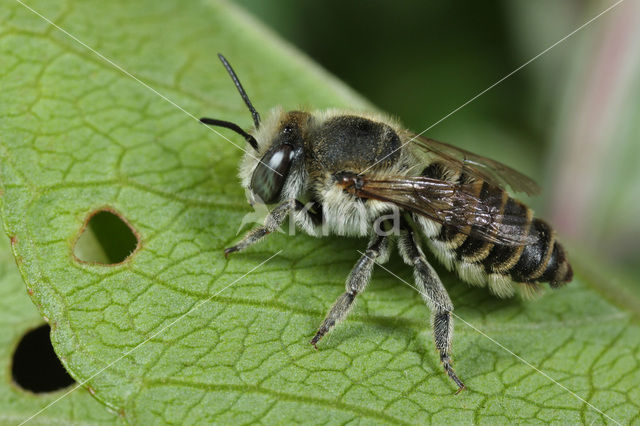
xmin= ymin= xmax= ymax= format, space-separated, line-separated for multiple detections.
xmin=225 ymin=199 xmax=296 ymax=257
xmin=310 ymin=231 xmax=390 ymax=348
xmin=398 ymin=222 xmax=465 ymax=393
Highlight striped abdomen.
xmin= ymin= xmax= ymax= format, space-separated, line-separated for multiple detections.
xmin=417 ymin=163 xmax=573 ymax=298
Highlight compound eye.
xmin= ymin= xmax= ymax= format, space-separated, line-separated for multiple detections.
xmin=250 ymin=144 xmax=295 ymax=204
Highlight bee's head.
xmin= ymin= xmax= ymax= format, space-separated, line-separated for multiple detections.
xmin=200 ymin=54 xmax=308 ymax=205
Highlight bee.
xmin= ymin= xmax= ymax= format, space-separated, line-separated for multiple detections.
xmin=200 ymin=54 xmax=573 ymax=393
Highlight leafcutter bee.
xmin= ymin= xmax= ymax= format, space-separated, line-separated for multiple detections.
xmin=200 ymin=54 xmax=573 ymax=393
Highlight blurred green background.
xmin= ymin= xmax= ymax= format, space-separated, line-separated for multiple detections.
xmin=234 ymin=0 xmax=640 ymax=280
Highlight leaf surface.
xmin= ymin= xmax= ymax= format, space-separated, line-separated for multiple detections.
xmin=0 ymin=227 xmax=117 ymax=424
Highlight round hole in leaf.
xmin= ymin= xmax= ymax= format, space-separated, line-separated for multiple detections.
xmin=12 ymin=324 xmax=76 ymax=393
xmin=74 ymin=209 xmax=139 ymax=264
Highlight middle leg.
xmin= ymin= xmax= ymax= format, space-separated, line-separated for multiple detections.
xmin=310 ymin=231 xmax=390 ymax=348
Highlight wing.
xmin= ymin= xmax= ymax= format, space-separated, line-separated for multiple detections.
xmin=338 ymin=174 xmax=535 ymax=246
xmin=408 ymin=133 xmax=540 ymax=196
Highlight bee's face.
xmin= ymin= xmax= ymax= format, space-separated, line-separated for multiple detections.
xmin=248 ymin=111 xmax=310 ymax=204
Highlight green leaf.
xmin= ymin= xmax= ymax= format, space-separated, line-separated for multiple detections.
xmin=1 ymin=0 xmax=639 ymax=424
xmin=0 ymin=227 xmax=117 ymax=424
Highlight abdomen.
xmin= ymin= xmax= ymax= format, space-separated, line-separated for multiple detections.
xmin=415 ymin=164 xmax=573 ymax=298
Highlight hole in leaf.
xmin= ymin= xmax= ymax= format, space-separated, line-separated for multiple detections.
xmin=74 ymin=209 xmax=139 ymax=264
xmin=12 ymin=324 xmax=76 ymax=393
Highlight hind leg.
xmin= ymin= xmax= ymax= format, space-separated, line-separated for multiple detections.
xmin=398 ymin=224 xmax=465 ymax=393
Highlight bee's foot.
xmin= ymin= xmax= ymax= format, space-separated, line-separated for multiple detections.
xmin=454 ymin=384 xmax=466 ymax=395
xmin=224 ymin=246 xmax=240 ymax=258
xmin=441 ymin=354 xmax=465 ymax=394
xmin=309 ymin=334 xmax=322 ymax=350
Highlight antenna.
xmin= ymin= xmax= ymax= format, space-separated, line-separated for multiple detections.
xmin=217 ymin=53 xmax=261 ymax=129
xmin=199 ymin=117 xmax=259 ymax=151
xmin=200 ymin=54 xmax=262 ymax=151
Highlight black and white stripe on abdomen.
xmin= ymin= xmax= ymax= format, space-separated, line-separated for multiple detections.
xmin=418 ymin=162 xmax=572 ymax=297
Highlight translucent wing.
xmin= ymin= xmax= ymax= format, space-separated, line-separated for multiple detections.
xmin=339 ymin=174 xmax=535 ymax=246
xmin=408 ymin=134 xmax=540 ymax=195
